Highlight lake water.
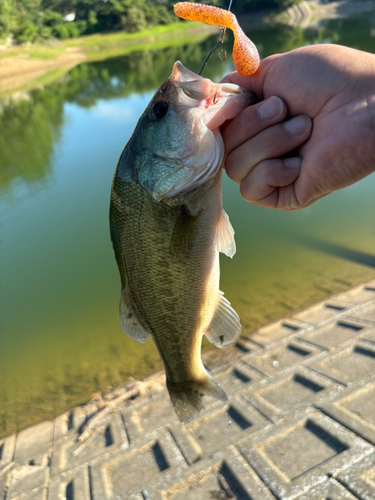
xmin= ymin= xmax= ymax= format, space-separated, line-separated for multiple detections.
xmin=1 ymin=14 xmax=375 ymax=438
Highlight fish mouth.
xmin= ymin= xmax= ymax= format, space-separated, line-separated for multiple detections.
xmin=171 ymin=61 xmax=244 ymax=96
xmin=170 ymin=61 xmax=254 ymax=130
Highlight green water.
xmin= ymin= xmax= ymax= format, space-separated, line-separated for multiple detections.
xmin=1 ymin=15 xmax=375 ymax=438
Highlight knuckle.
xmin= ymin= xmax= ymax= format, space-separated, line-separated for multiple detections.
xmin=225 ymin=154 xmax=242 ymax=183
xmin=239 ymin=179 xmax=253 ymax=202
xmin=260 ymin=159 xmax=275 ymax=176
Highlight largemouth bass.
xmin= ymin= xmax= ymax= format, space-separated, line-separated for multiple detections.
xmin=110 ymin=62 xmax=253 ymax=423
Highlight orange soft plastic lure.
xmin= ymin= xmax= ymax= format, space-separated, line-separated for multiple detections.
xmin=174 ymin=2 xmax=259 ymax=76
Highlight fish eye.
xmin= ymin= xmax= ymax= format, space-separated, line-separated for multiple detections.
xmin=152 ymin=101 xmax=168 ymax=119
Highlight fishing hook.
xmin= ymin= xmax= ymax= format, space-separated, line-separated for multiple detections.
xmin=198 ymin=0 xmax=234 ymax=76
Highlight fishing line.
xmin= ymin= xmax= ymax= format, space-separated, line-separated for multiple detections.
xmin=198 ymin=0 xmax=233 ymax=76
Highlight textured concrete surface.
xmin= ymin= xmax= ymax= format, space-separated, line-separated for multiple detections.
xmin=1 ymin=280 xmax=375 ymax=499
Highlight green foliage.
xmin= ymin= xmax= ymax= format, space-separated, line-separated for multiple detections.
xmin=40 ymin=0 xmax=76 ymax=16
xmin=120 ymin=7 xmax=146 ymax=33
xmin=53 ymin=23 xmax=69 ymax=39
xmin=11 ymin=0 xmax=41 ymax=42
xmin=14 ymin=20 xmax=39 ymax=43
xmin=39 ymin=25 xmax=51 ymax=39
xmin=87 ymin=9 xmax=98 ymax=29
xmin=5 ymin=0 xmax=302 ymax=45
xmin=42 ymin=9 xmax=63 ymax=27
xmin=6 ymin=0 xmax=184 ymax=43
xmin=0 ymin=0 xmax=12 ymax=39
xmin=42 ymin=8 xmax=81 ymax=38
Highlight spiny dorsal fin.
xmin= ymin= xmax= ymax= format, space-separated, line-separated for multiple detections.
xmin=216 ymin=209 xmax=236 ymax=258
xmin=205 ymin=291 xmax=241 ymax=348
xmin=120 ymin=292 xmax=150 ymax=343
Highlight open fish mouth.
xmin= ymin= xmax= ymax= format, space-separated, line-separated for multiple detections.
xmin=170 ymin=61 xmax=253 ymax=131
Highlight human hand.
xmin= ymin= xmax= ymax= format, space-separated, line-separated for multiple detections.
xmin=221 ymin=44 xmax=375 ymax=209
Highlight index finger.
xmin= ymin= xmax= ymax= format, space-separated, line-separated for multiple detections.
xmin=221 ymin=70 xmax=264 ymax=100
xmin=220 ymin=55 xmax=276 ymax=98
xmin=220 ymin=70 xmax=256 ymax=87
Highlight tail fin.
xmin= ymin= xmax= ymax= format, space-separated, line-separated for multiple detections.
xmin=166 ymin=372 xmax=227 ymax=423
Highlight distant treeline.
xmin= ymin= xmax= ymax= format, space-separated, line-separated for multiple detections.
xmin=0 ymin=0 xmax=297 ymax=44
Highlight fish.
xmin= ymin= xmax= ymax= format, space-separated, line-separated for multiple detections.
xmin=109 ymin=61 xmax=254 ymax=423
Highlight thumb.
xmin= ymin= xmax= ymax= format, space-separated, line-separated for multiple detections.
xmin=220 ymin=56 xmax=275 ymax=100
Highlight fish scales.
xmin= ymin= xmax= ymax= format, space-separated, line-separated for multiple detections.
xmin=111 ymin=172 xmax=221 ymax=378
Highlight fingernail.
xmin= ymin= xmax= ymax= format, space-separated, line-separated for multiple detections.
xmin=258 ymin=96 xmax=283 ymax=120
xmin=284 ymin=115 xmax=311 ymax=136
xmin=284 ymin=157 xmax=302 ymax=169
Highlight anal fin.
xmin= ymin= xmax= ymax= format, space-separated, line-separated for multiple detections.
xmin=216 ymin=209 xmax=236 ymax=258
xmin=120 ymin=292 xmax=150 ymax=343
xmin=205 ymin=291 xmax=241 ymax=348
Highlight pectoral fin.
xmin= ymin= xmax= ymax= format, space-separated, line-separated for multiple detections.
xmin=216 ymin=209 xmax=236 ymax=258
xmin=205 ymin=291 xmax=241 ymax=348
xmin=120 ymin=292 xmax=150 ymax=343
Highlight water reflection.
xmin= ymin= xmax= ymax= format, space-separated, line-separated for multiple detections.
xmin=249 ymin=15 xmax=375 ymax=57
xmin=1 ymin=15 xmax=375 ymax=438
xmin=0 ymin=38 xmax=230 ymax=194
xmin=0 ymin=90 xmax=63 ymax=193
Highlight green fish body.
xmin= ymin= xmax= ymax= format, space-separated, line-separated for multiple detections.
xmin=110 ymin=62 xmax=253 ymax=422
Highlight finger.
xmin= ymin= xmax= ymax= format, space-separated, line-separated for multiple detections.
xmin=220 ymin=70 xmax=262 ymax=93
xmin=220 ymin=70 xmax=257 ymax=87
xmin=220 ymin=55 xmax=277 ymax=97
xmin=226 ymin=114 xmax=312 ymax=184
xmin=221 ymin=71 xmax=264 ymax=101
xmin=239 ymin=157 xmax=302 ymax=209
xmin=222 ymin=96 xmax=287 ymax=155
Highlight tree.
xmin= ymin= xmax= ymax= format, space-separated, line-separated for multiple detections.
xmin=12 ymin=0 xmax=43 ymax=43
xmin=41 ymin=0 xmax=77 ymax=16
xmin=0 ymin=0 xmax=12 ymax=40
xmin=6 ymin=0 xmax=302 ymax=44
xmin=121 ymin=7 xmax=146 ymax=33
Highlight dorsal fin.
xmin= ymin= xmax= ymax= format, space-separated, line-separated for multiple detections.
xmin=205 ymin=291 xmax=241 ymax=348
xmin=216 ymin=209 xmax=236 ymax=258
xmin=120 ymin=292 xmax=150 ymax=343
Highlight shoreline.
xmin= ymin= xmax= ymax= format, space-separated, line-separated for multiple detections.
xmin=0 ymin=22 xmax=217 ymax=96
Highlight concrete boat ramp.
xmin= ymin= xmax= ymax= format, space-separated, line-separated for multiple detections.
xmin=2 ymin=281 xmax=375 ymax=499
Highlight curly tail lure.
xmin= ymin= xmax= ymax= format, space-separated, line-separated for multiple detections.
xmin=174 ymin=2 xmax=260 ymax=76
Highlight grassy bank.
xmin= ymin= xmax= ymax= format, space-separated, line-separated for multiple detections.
xmin=77 ymin=22 xmax=217 ymax=62
xmin=0 ymin=21 xmax=216 ymax=96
